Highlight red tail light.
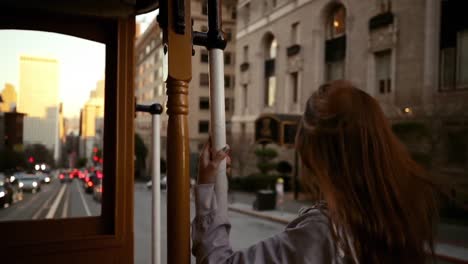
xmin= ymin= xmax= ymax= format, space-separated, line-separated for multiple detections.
xmin=87 ymin=181 xmax=94 ymax=187
xmin=70 ymin=175 xmax=74 ymax=179
xmin=97 ymin=171 xmax=103 ymax=179
xmin=85 ymin=177 xmax=90 ymax=182
xmin=59 ymin=174 xmax=64 ymax=179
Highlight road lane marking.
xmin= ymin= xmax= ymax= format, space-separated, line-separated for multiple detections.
xmin=45 ymin=184 xmax=67 ymax=219
xmin=61 ymin=186 xmax=70 ymax=218
xmin=76 ymin=180 xmax=91 ymax=216
xmin=2 ymin=182 xmax=54 ymax=221
xmin=32 ymin=186 xmax=59 ymax=220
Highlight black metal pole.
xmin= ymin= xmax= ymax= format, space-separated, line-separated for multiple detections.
xmin=192 ymin=0 xmax=226 ymax=50
xmin=135 ymin=103 xmax=164 ymax=115
xmin=294 ymin=150 xmax=299 ymax=200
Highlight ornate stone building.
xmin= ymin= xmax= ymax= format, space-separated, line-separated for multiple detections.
xmin=232 ymin=0 xmax=468 ymax=183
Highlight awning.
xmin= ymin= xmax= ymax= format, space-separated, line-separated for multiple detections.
xmin=255 ymin=114 xmax=301 ymax=147
xmin=0 ymin=0 xmax=159 ymax=17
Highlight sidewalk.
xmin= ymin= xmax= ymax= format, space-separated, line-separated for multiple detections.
xmin=228 ymin=191 xmax=468 ymax=263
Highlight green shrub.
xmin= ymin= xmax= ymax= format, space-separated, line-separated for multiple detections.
xmin=254 ymin=148 xmax=278 ymax=159
xmin=230 ymin=174 xmax=279 ymax=192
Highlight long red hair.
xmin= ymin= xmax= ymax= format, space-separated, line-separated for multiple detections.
xmin=296 ymin=81 xmax=437 ymax=263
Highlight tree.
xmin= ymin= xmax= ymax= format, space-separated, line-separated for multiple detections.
xmin=24 ymin=144 xmax=55 ymax=168
xmin=0 ymin=148 xmax=26 ymax=172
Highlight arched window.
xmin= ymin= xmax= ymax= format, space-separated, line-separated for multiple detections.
xmin=264 ymin=34 xmax=277 ymax=106
xmin=325 ymin=4 xmax=346 ymax=81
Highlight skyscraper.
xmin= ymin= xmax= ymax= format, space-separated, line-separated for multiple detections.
xmin=18 ymin=55 xmax=60 ymax=158
xmin=0 ymin=83 xmax=17 ymax=112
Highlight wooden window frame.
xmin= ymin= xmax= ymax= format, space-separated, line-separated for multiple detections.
xmin=0 ymin=8 xmax=134 ymax=262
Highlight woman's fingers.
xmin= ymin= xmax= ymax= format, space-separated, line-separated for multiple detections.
xmin=199 ymin=141 xmax=211 ymax=166
xmin=212 ymin=148 xmax=228 ymax=164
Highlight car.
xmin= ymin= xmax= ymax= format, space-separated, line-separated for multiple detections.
xmin=18 ymin=175 xmax=41 ymax=193
xmin=35 ymin=172 xmax=51 ymax=184
xmin=0 ymin=176 xmax=14 ymax=208
xmin=59 ymin=171 xmax=74 ymax=183
xmin=93 ymin=179 xmax=103 ymax=202
xmin=84 ymin=172 xmax=100 ymax=193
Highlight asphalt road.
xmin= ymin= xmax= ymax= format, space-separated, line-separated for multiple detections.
xmin=134 ymin=182 xmax=286 ymax=264
xmin=0 ymin=179 xmax=101 ymax=221
xmin=0 ymin=181 xmax=455 ymax=263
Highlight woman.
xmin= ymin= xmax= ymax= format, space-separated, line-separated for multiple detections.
xmin=192 ymin=80 xmax=438 ymax=263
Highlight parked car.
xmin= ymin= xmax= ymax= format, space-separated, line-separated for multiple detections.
xmin=0 ymin=176 xmax=14 ymax=208
xmin=93 ymin=179 xmax=103 ymax=202
xmin=18 ymin=175 xmax=41 ymax=193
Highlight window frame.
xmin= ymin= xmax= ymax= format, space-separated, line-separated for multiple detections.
xmin=198 ymin=120 xmax=210 ymax=133
xmin=0 ymin=7 xmax=131 ymax=253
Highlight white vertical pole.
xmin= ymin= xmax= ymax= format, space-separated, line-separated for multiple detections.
xmin=209 ymin=48 xmax=228 ymax=217
xmin=152 ymin=114 xmax=161 ymax=264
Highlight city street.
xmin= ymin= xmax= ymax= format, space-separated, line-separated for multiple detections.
xmin=0 ymin=180 xmax=463 ymax=263
xmin=0 ymin=179 xmax=101 ymax=221
xmin=134 ymin=182 xmax=285 ymax=264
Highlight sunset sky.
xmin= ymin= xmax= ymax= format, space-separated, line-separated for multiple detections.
xmin=0 ymin=10 xmax=157 ymax=118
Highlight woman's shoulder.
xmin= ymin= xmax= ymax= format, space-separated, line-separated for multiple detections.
xmin=285 ymin=201 xmax=330 ymax=230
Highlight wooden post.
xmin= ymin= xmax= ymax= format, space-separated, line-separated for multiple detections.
xmin=166 ymin=0 xmax=192 ymax=263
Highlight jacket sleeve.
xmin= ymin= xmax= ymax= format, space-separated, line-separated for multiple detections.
xmin=191 ymin=184 xmax=337 ymax=264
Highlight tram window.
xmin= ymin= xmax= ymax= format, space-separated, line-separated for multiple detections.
xmin=0 ymin=30 xmax=105 ymax=221
xmin=198 ymin=120 xmax=210 ymax=133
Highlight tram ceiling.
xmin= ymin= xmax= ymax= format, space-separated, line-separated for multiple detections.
xmin=0 ymin=0 xmax=159 ymax=17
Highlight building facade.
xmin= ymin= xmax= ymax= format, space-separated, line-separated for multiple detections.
xmin=18 ymin=56 xmax=60 ymax=158
xmin=232 ymin=0 xmax=468 ymax=177
xmin=191 ymin=0 xmax=237 ymax=153
xmin=134 ymin=19 xmax=167 ymax=177
xmin=134 ymin=1 xmax=237 ymax=177
xmin=79 ymin=80 xmax=105 ymax=163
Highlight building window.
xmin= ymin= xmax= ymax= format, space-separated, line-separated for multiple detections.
xmin=456 ymin=30 xmax=468 ymax=87
xmin=243 ymin=45 xmax=249 ymax=62
xmin=264 ymin=34 xmax=277 ymax=106
xmin=440 ymin=0 xmax=468 ymax=91
xmin=328 ymin=5 xmax=346 ymax=39
xmin=232 ymin=8 xmax=237 ymax=20
xmin=225 ymin=52 xmax=232 ymax=65
xmin=225 ymin=75 xmax=231 ymax=88
xmin=291 ymin=22 xmax=300 ymax=45
xmin=200 ymin=73 xmax=209 ymax=87
xmin=201 ymin=50 xmax=209 ymax=63
xmin=378 ymin=0 xmax=392 ymax=13
xmin=199 ymin=97 xmax=209 ymax=110
xmin=375 ymin=50 xmax=392 ymax=94
xmin=225 ymin=28 xmax=232 ymax=42
xmin=325 ymin=4 xmax=347 ymax=81
xmin=199 ymin=120 xmax=210 ymax=133
xmin=291 ymin=72 xmax=299 ymax=103
xmin=225 ymin=98 xmax=234 ymax=112
xmin=202 ymin=0 xmax=208 ymax=15
xmin=201 ymin=25 xmax=208 ymax=32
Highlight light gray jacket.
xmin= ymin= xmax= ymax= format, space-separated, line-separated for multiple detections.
xmin=191 ymin=184 xmax=351 ymax=264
